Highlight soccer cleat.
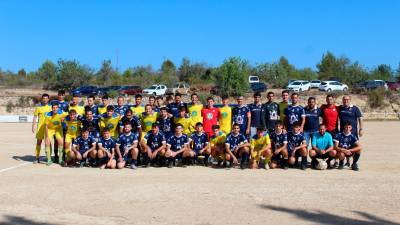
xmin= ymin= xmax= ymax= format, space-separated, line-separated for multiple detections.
xmin=351 ymin=163 xmax=359 ymax=171
xmin=240 ymin=163 xmax=246 ymax=170
xmin=338 ymin=162 xmax=344 ymax=170
xmin=333 ymin=161 xmax=338 ymax=168
xmin=130 ymin=164 xmax=137 ymax=170
xmin=33 ymin=158 xmax=40 ymax=164
xmin=79 ymin=162 xmax=85 ymax=168
xmin=301 ymin=164 xmax=307 ymax=170
xmin=46 ymin=160 xmax=52 ymax=166
xmin=345 ymin=161 xmax=351 ymax=168
xmin=168 ymin=161 xmax=173 ymax=168
xmin=264 ymin=163 xmax=270 ymax=170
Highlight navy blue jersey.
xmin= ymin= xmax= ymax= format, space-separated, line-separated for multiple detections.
xmin=51 ymin=100 xmax=69 ymax=112
xmin=98 ymin=137 xmax=116 ymax=153
xmin=284 ymin=105 xmax=305 ymax=131
xmin=304 ymin=107 xmax=322 ymax=132
xmin=261 ymin=102 xmax=280 ymax=130
xmin=226 ymin=133 xmax=248 ymax=149
xmin=190 ymin=132 xmax=209 ymax=152
xmin=157 ymin=116 xmax=173 ymax=138
xmin=338 ymin=105 xmax=362 ymax=136
xmin=118 ymin=115 xmax=141 ymax=133
xmin=248 ymin=103 xmax=263 ymax=127
xmin=167 ymin=134 xmax=189 ymax=151
xmin=114 ymin=105 xmax=128 ymax=116
xmin=334 ymin=132 xmax=359 ymax=149
xmin=232 ymin=105 xmax=250 ymax=134
xmin=117 ymin=132 xmax=138 ymax=152
xmin=167 ymin=102 xmax=187 ymax=118
xmin=153 ymin=107 xmax=160 ymax=113
xmin=287 ymin=131 xmax=305 ymax=152
xmin=270 ymin=131 xmax=288 ymax=150
xmin=73 ymin=136 xmax=96 ymax=153
xmin=80 ymin=116 xmax=100 ymax=137
xmin=144 ymin=132 xmax=166 ymax=151
xmin=85 ymin=105 xmax=99 ymax=116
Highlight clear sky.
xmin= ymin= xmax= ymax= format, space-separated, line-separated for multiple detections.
xmin=0 ymin=0 xmax=399 ymax=72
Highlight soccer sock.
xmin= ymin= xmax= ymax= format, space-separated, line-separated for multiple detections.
xmin=35 ymin=145 xmax=41 ymax=159
xmin=132 ymin=159 xmax=137 ymax=166
xmin=204 ymin=154 xmax=210 ymax=163
xmin=264 ymin=156 xmax=271 ymax=165
xmin=45 ymin=146 xmax=51 ymax=162
xmin=302 ymin=156 xmax=307 ymax=165
xmin=353 ymin=153 xmax=360 ymax=164
xmin=241 ymin=152 xmax=249 ymax=164
xmin=339 ymin=160 xmax=344 ymax=165
xmin=57 ymin=145 xmax=64 ymax=162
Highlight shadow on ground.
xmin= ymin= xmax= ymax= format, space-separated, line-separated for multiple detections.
xmin=0 ymin=215 xmax=58 ymax=225
xmin=259 ymin=204 xmax=400 ymax=225
xmin=12 ymin=155 xmax=37 ymax=162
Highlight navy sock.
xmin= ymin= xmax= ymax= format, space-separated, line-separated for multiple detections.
xmin=132 ymin=159 xmax=137 ymax=166
xmin=353 ymin=153 xmax=360 ymax=164
xmin=302 ymin=156 xmax=307 ymax=165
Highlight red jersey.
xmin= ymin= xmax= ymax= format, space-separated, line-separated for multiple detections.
xmin=201 ymin=107 xmax=220 ymax=134
xmin=320 ymin=104 xmax=339 ymax=132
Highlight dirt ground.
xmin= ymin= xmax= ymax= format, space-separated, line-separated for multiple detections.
xmin=0 ymin=122 xmax=399 ymax=225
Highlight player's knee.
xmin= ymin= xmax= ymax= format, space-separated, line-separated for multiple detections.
xmin=309 ymin=150 xmax=316 ymax=157
xmin=270 ymin=163 xmax=278 ymax=169
xmin=329 ymin=150 xmax=337 ymax=157
xmin=288 ymin=157 xmax=296 ymax=165
xmin=281 ymin=150 xmax=288 ymax=157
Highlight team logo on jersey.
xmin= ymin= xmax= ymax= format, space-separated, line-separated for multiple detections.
xmin=53 ymin=121 xmax=60 ymax=126
xmin=191 ymin=111 xmax=198 ymax=117
xmin=145 ymin=121 xmax=152 ymax=127
xmin=107 ymin=123 xmax=114 ymax=129
xmin=289 ymin=114 xmax=298 ymax=124
xmin=207 ymin=113 xmax=214 ymax=120
xmin=236 ymin=115 xmax=243 ymax=124
xmin=71 ymin=126 xmax=77 ymax=131
xmin=270 ymin=111 xmax=278 ymax=120
xmin=222 ymin=112 xmax=228 ymax=118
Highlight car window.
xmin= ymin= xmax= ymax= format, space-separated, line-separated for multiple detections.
xmin=292 ymin=82 xmax=301 ymax=85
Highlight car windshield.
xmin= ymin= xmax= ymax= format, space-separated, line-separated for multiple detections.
xmin=250 ymin=77 xmax=258 ymax=81
xmin=292 ymin=82 xmax=301 ymax=85
xmin=311 ymin=81 xmax=320 ymax=83
xmin=321 ymin=82 xmax=327 ymax=85
xmin=147 ymin=85 xmax=157 ymax=90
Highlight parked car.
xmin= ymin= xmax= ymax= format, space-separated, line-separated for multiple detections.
xmin=310 ymin=80 xmax=321 ymax=88
xmin=96 ymin=86 xmax=123 ymax=96
xmin=250 ymin=82 xmax=267 ymax=92
xmin=288 ymin=79 xmax=297 ymax=85
xmin=70 ymin=86 xmax=98 ymax=96
xmin=356 ymin=80 xmax=388 ymax=91
xmin=319 ymin=81 xmax=348 ymax=92
xmin=387 ymin=81 xmax=400 ymax=91
xmin=119 ymin=85 xmax=142 ymax=96
xmin=287 ymin=80 xmax=311 ymax=92
xmin=248 ymin=75 xmax=260 ymax=84
xmin=167 ymin=82 xmax=190 ymax=95
xmin=143 ymin=84 xmax=168 ymax=96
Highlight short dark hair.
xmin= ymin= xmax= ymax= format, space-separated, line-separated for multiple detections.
xmin=221 ymin=95 xmax=229 ymax=100
xmin=195 ymin=122 xmax=203 ymax=127
xmin=152 ymin=123 xmax=159 ymax=128
xmin=293 ymin=122 xmax=301 ymax=128
xmin=42 ymin=93 xmax=50 ymax=98
xmin=106 ymin=105 xmax=114 ymax=111
xmin=81 ymin=127 xmax=89 ymax=133
xmin=102 ymin=95 xmax=109 ymax=99
xmin=232 ymin=123 xmax=240 ymax=128
xmin=160 ymin=106 xmax=168 ymax=111
xmin=281 ymin=90 xmax=289 ymax=95
xmin=291 ymin=92 xmax=299 ymax=97
xmin=308 ymin=97 xmax=316 ymax=101
xmin=51 ymin=102 xmax=59 ymax=106
xmin=69 ymin=109 xmax=77 ymax=114
xmin=57 ymin=90 xmax=65 ymax=95
xmin=206 ymin=96 xmax=214 ymax=101
xmin=343 ymin=122 xmax=352 ymax=127
xmin=87 ymin=95 xmax=95 ymax=100
xmin=267 ymin=91 xmax=274 ymax=96
xmin=156 ymin=96 xmax=163 ymax=100
xmin=102 ymin=128 xmax=110 ymax=133
xmin=175 ymin=93 xmax=182 ymax=97
xmin=72 ymin=93 xmax=80 ymax=98
xmin=149 ymin=95 xmax=155 ymax=100
xmin=212 ymin=125 xmax=220 ymax=130
xmin=256 ymin=126 xmax=265 ymax=131
xmin=191 ymin=93 xmax=198 ymax=98
xmin=178 ymin=106 xmax=186 ymax=112
xmin=326 ymin=94 xmax=335 ymax=99
xmin=125 ymin=109 xmax=133 ymax=115
xmin=135 ymin=94 xmax=142 ymax=99
xmin=253 ymin=92 xmax=261 ymax=97
xmin=275 ymin=121 xmax=283 ymax=127
xmin=175 ymin=123 xmax=183 ymax=128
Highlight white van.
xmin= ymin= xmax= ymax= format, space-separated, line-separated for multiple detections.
xmin=248 ymin=76 xmax=259 ymax=83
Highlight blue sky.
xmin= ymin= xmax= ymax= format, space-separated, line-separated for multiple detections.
xmin=0 ymin=0 xmax=399 ymax=72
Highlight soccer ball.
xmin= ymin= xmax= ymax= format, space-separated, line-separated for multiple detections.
xmin=316 ymin=160 xmax=328 ymax=170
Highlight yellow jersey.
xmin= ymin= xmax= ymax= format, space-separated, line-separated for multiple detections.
xmin=69 ymin=104 xmax=85 ymax=116
xmin=131 ymin=105 xmax=145 ymax=116
xmin=45 ymin=110 xmax=67 ymax=130
xmin=219 ymin=105 xmax=232 ymax=134
xmin=97 ymin=104 xmax=109 ymax=115
xmin=174 ymin=116 xmax=195 ymax=136
xmin=210 ymin=131 xmax=226 ymax=147
xmin=100 ymin=113 xmax=121 ymax=138
xmin=279 ymin=102 xmax=288 ymax=123
xmin=188 ymin=104 xmax=203 ymax=124
xmin=140 ymin=112 xmax=159 ymax=133
xmin=250 ymin=133 xmax=271 ymax=152
xmin=34 ymin=103 xmax=51 ymax=130
xmin=64 ymin=116 xmax=81 ymax=138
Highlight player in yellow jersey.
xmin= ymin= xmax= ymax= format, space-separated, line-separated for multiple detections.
xmin=219 ymin=95 xmax=232 ymax=134
xmin=131 ymin=94 xmax=145 ymax=116
xmin=99 ymin=106 xmax=121 ymax=139
xmin=63 ymin=109 xmax=81 ymax=165
xmin=209 ymin=125 xmax=227 ymax=166
xmin=139 ymin=104 xmax=159 ymax=137
xmin=279 ymin=90 xmax=290 ymax=125
xmin=174 ymin=106 xmax=195 ymax=136
xmin=250 ymin=127 xmax=272 ymax=169
xmin=44 ymin=102 xmax=67 ymax=165
xmin=188 ymin=93 xmax=203 ymax=124
xmin=69 ymin=94 xmax=85 ymax=116
xmin=32 ymin=94 xmax=51 ymax=163
xmin=97 ymin=95 xmax=110 ymax=115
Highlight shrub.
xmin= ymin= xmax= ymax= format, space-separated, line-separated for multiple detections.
xmin=367 ymin=88 xmax=387 ymax=109
xmin=6 ymin=101 xmax=14 ymax=113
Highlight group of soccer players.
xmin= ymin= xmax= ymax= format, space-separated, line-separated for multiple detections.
xmin=32 ymin=89 xmax=363 ymax=171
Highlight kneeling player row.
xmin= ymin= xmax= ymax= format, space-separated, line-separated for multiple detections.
xmin=61 ymin=120 xmax=361 ymax=171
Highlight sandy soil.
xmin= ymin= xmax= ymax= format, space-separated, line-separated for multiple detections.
xmin=0 ymin=122 xmax=399 ymax=225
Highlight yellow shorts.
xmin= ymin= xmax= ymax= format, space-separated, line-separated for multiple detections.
xmin=65 ymin=134 xmax=77 ymax=144
xmin=251 ymin=151 xmax=262 ymax=161
xmin=47 ymin=128 xmax=63 ymax=140
xmin=35 ymin=125 xmax=46 ymax=140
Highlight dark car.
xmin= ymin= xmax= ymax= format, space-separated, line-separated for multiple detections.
xmin=97 ymin=86 xmax=123 ymax=96
xmin=387 ymin=82 xmax=400 ymax=91
xmin=250 ymin=82 xmax=267 ymax=92
xmin=119 ymin=85 xmax=142 ymax=96
xmin=357 ymin=80 xmax=387 ymax=91
xmin=70 ymin=86 xmax=98 ymax=96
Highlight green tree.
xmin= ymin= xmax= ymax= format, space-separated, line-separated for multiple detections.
xmin=316 ymin=51 xmax=349 ymax=80
xmin=216 ymin=57 xmax=250 ymax=96
xmin=395 ymin=63 xmax=400 ymax=82
xmin=52 ymin=59 xmax=93 ymax=90
xmin=344 ymin=62 xmax=369 ymax=86
xmin=254 ymin=62 xmax=289 ymax=88
xmin=96 ymin=60 xmax=115 ymax=86
xmin=371 ymin=64 xmax=392 ymax=81
xmin=36 ymin=60 xmax=57 ymax=88
xmin=160 ymin=59 xmax=178 ymax=86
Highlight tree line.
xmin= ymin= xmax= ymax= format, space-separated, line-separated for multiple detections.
xmin=0 ymin=51 xmax=399 ymax=96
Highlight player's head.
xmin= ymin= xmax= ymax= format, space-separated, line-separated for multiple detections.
xmin=232 ymin=123 xmax=241 ymax=134
xmin=101 ymin=95 xmax=109 ymax=105
xmin=156 ymin=96 xmax=164 ymax=106
xmin=102 ymin=128 xmax=111 ymax=139
xmin=292 ymin=122 xmax=301 ymax=133
xmin=191 ymin=93 xmax=198 ymax=103
xmin=166 ymin=95 xmax=174 ymax=104
xmin=135 ymin=94 xmax=142 ymax=105
xmin=125 ymin=109 xmax=133 ymax=118
xmin=206 ymin=96 xmax=214 ymax=107
xmin=281 ymin=90 xmax=289 ymax=102
xmin=87 ymin=95 xmax=95 ymax=106
xmin=178 ymin=106 xmax=186 ymax=117
xmin=318 ymin=124 xmax=326 ymax=135
xmin=308 ymin=97 xmax=316 ymax=108
xmin=41 ymin=93 xmax=50 ymax=104
xmin=342 ymin=95 xmax=351 ymax=107
xmin=117 ymin=96 xmax=124 ymax=106
xmin=195 ymin=122 xmax=203 ymax=132
xmin=174 ymin=123 xmax=183 ymax=135
xmin=291 ymin=93 xmax=299 ymax=104
xmin=145 ymin=104 xmax=153 ymax=114
xmin=275 ymin=121 xmax=283 ymax=131
xmin=253 ymin=92 xmax=261 ymax=103
xmin=72 ymin=94 xmax=80 ymax=105
xmin=57 ymin=90 xmax=65 ymax=100
xmin=85 ymin=109 xmax=93 ymax=119
xmin=256 ymin=126 xmax=265 ymax=137
xmin=326 ymin=94 xmax=335 ymax=105
xmin=106 ymin=105 xmax=114 ymax=116
xmin=222 ymin=95 xmax=229 ymax=105
xmin=267 ymin=92 xmax=275 ymax=102
xmin=343 ymin=122 xmax=352 ymax=133
xmin=51 ymin=101 xmax=59 ymax=112
xmin=174 ymin=93 xmax=182 ymax=102
xmin=149 ymin=95 xmax=156 ymax=105
xmin=69 ymin=109 xmax=77 ymax=120
xmin=151 ymin=123 xmax=159 ymax=134
xmin=236 ymin=95 xmax=244 ymax=105
xmin=123 ymin=122 xmax=132 ymax=133
xmin=160 ymin=107 xmax=168 ymax=117
xmin=81 ymin=127 xmax=90 ymax=139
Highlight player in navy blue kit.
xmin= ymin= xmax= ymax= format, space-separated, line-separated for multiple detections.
xmin=97 ymin=128 xmax=117 ymax=169
xmin=261 ymin=92 xmax=280 ymax=134
xmin=80 ymin=110 xmax=101 ymax=141
xmin=157 ymin=107 xmax=173 ymax=139
xmin=284 ymin=93 xmax=306 ymax=132
xmin=116 ymin=123 xmax=139 ymax=170
xmin=269 ymin=121 xmax=289 ymax=169
xmin=118 ymin=109 xmax=142 ymax=138
xmin=85 ymin=96 xmax=99 ymax=116
xmin=189 ymin=123 xmax=210 ymax=166
xmin=141 ymin=123 xmax=167 ymax=167
xmin=338 ymin=95 xmax=363 ymax=138
xmin=248 ymin=92 xmax=263 ymax=137
xmin=334 ymin=122 xmax=362 ymax=171
xmin=165 ymin=124 xmax=189 ymax=168
xmin=167 ymin=93 xmax=188 ymax=118
xmin=225 ymin=123 xmax=250 ymax=169
xmin=287 ymin=122 xmax=308 ymax=170
xmin=232 ymin=95 xmax=251 ymax=137
xmin=304 ymin=97 xmax=322 ymax=149
xmin=114 ymin=96 xmax=128 ymax=116
xmin=70 ymin=128 xmax=97 ymax=167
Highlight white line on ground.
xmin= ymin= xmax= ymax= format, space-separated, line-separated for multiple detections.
xmin=0 ymin=162 xmax=32 ymax=173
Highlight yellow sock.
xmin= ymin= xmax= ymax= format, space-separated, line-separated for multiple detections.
xmin=58 ymin=145 xmax=64 ymax=162
xmin=264 ymin=156 xmax=271 ymax=165
xmin=35 ymin=145 xmax=41 ymax=158
xmin=45 ymin=146 xmax=52 ymax=162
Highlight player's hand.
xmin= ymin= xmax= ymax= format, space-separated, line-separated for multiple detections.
xmin=321 ymin=150 xmax=326 ymax=155
xmin=32 ymin=126 xmax=35 ymax=134
xmin=118 ymin=157 xmax=124 ymax=162
xmin=246 ymin=128 xmax=250 ymax=135
xmin=171 ymin=152 xmax=176 ymax=158
xmin=83 ymin=152 xmax=88 ymax=158
xmin=233 ymin=157 xmax=238 ymax=164
xmin=359 ymin=129 xmax=363 ymax=137
xmin=274 ymin=150 xmax=280 ymax=155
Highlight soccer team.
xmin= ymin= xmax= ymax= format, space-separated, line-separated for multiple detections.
xmin=32 ymin=90 xmax=363 ymax=171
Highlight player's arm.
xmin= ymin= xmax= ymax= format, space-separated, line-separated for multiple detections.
xmin=300 ymin=115 xmax=306 ymax=132
xmin=225 ymin=143 xmax=238 ymax=163
xmin=295 ymin=140 xmax=307 ymax=151
xmin=32 ymin=115 xmax=37 ymax=133
xmin=348 ymin=142 xmax=362 ymax=153
xmin=333 ymin=140 xmax=344 ymax=152
xmin=358 ymin=117 xmax=364 ymax=137
xmin=155 ymin=141 xmax=167 ymax=154
xmin=199 ymin=141 xmax=209 ymax=154
xmin=87 ymin=142 xmax=97 ymax=153
xmin=275 ymin=142 xmax=287 ymax=154
xmin=246 ymin=111 xmax=251 ymax=134
xmin=115 ymin=144 xmax=123 ymax=161
xmin=98 ymin=143 xmax=111 ymax=158
xmin=260 ymin=140 xmax=272 ymax=154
